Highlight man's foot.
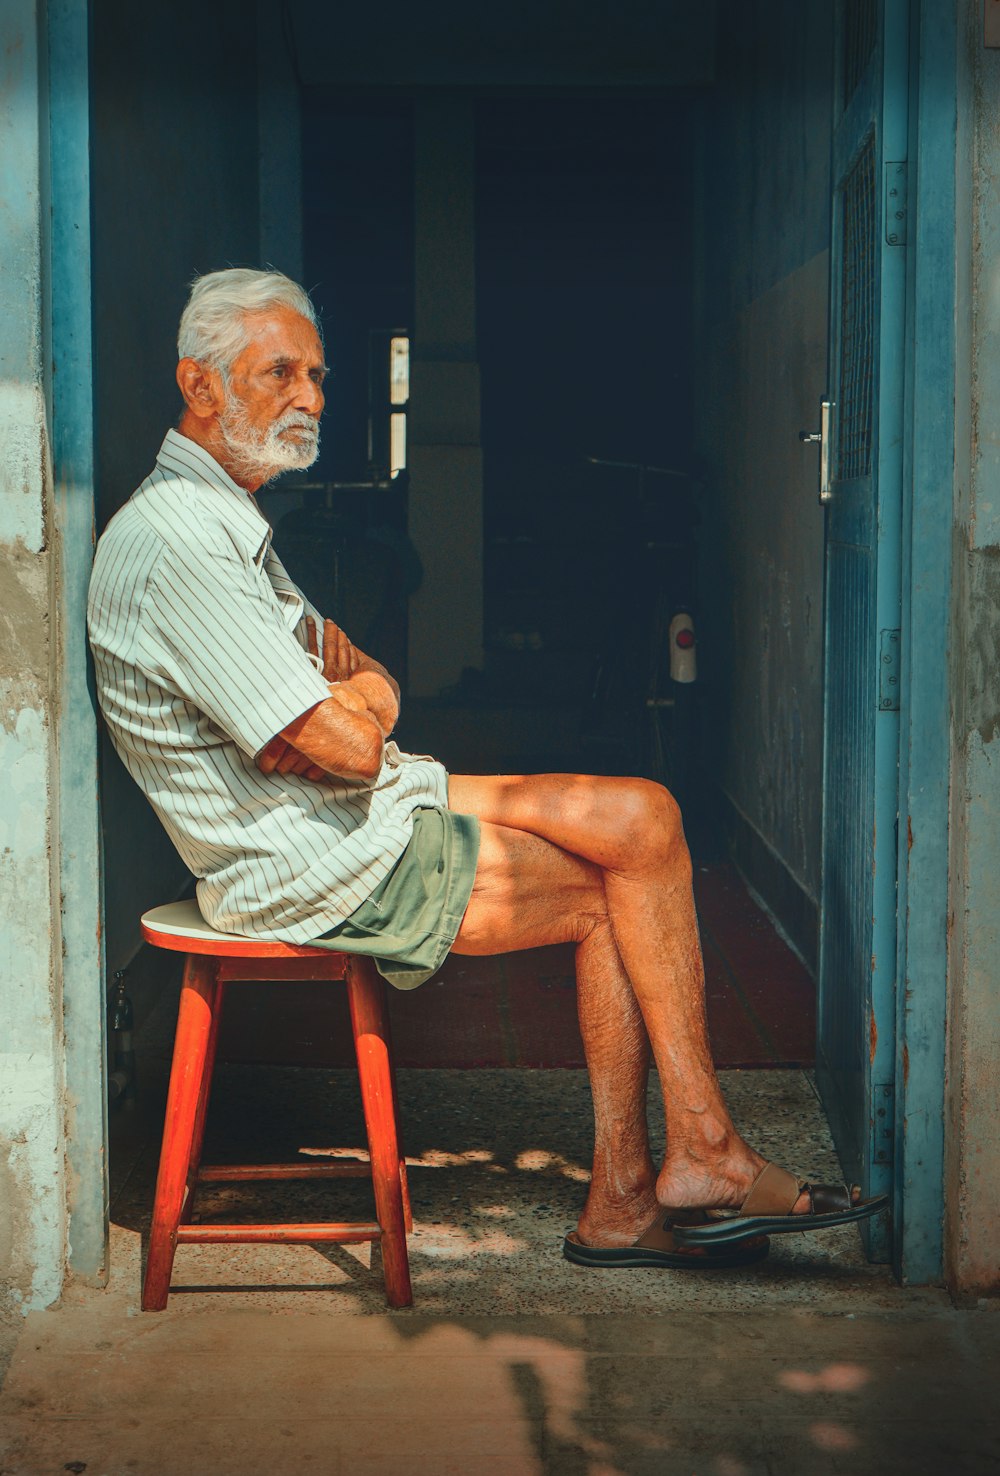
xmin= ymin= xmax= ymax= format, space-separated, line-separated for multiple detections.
xmin=654 ymin=1138 xmax=776 ymax=1217
xmin=670 ymin=1161 xmax=888 ymax=1248
xmin=575 ymin=1180 xmax=662 ymax=1252
xmin=564 ymin=1210 xmax=769 ymax=1271
xmin=655 ymin=1135 xmax=868 ymax=1220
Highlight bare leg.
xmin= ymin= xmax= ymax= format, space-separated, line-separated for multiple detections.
xmin=450 ymin=820 xmax=659 ymax=1243
xmin=573 ymin=920 xmax=659 ymax=1246
xmin=448 ymin=774 xmax=801 ymax=1230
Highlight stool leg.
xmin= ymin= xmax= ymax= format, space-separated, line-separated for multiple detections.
xmin=379 ymin=1000 xmax=413 ymax=1232
xmin=180 ymin=979 xmax=225 ymax=1225
xmin=142 ymin=954 xmax=220 ymax=1311
xmin=346 ymin=958 xmax=413 ymax=1308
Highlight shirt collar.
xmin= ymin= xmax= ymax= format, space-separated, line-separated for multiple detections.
xmin=156 ymin=428 xmax=272 ymax=563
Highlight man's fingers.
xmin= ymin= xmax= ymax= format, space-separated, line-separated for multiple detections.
xmin=257 ymin=737 xmax=286 ymax=774
xmin=326 ymin=617 xmax=361 ymax=677
xmin=324 ymin=618 xmax=349 ymax=679
xmin=337 ymin=623 xmax=358 ymax=673
xmin=327 ymin=683 xmax=368 ymax=713
xmin=307 ymin=617 xmax=319 ymax=659
xmin=263 ymin=738 xmax=330 ymax=784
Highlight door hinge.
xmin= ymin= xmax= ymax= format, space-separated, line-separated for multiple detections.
xmin=873 ymin=1082 xmax=894 ymax=1165
xmin=879 ymin=628 xmax=901 ymax=710
xmin=885 ymin=162 xmax=907 ymax=246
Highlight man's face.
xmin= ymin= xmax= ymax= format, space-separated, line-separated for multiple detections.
xmin=218 ymin=305 xmax=327 ymax=482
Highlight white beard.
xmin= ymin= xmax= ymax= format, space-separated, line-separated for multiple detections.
xmin=219 ymin=397 xmax=321 ymax=485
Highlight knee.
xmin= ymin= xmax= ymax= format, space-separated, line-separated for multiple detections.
xmin=615 ymin=778 xmax=688 ymax=874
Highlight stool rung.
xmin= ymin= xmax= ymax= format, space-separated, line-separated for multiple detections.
xmin=176 ymin=1222 xmax=381 ymax=1245
xmin=198 ymin=1162 xmax=371 ymax=1183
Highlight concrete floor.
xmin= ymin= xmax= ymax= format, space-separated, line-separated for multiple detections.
xmin=1 ymin=1066 xmax=999 ymax=1474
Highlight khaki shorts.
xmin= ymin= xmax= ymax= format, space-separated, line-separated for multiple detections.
xmin=309 ymin=806 xmax=480 ymax=990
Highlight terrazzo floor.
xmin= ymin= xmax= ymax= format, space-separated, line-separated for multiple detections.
xmin=103 ymin=1064 xmax=895 ymax=1317
xmin=2 ymin=1066 xmax=998 ymax=1476
xmin=4 ymin=881 xmax=998 ymax=1473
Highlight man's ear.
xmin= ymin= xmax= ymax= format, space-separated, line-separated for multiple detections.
xmin=176 ymin=357 xmax=225 ymax=420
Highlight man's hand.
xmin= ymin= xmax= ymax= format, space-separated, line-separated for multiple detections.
xmin=312 ymin=617 xmax=400 ymax=734
xmin=345 ymin=670 xmax=398 ymax=736
xmin=256 ymin=681 xmax=385 ymax=784
xmin=326 ymin=681 xmax=369 ymax=714
xmin=321 ymin=619 xmax=362 ymax=682
xmin=257 ymin=734 xmax=329 ymax=782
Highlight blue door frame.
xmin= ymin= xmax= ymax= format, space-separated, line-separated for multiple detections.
xmin=818 ymin=0 xmax=909 ymax=1264
xmin=891 ymin=0 xmax=957 ymax=1286
xmin=48 ymin=0 xmax=107 ymax=1284
xmin=43 ymin=0 xmax=958 ymax=1293
xmin=819 ymin=0 xmax=956 ymax=1286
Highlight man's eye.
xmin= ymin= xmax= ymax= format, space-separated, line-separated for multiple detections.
xmin=271 ymin=366 xmax=288 ymax=378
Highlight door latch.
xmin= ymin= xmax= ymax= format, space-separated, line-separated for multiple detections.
xmin=799 ymin=399 xmax=835 ymax=504
xmin=879 ymin=628 xmax=901 ymax=710
xmin=885 ymin=162 xmax=908 ymax=246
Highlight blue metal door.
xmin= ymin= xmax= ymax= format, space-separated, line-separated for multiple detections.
xmin=817 ymin=0 xmax=909 ymax=1262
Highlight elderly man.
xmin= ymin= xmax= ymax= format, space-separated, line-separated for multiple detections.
xmin=88 ymin=268 xmax=885 ymax=1270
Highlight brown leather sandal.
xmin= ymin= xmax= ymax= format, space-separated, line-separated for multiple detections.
xmin=563 ymin=1210 xmax=769 ymax=1270
xmin=670 ymin=1162 xmax=889 ymax=1249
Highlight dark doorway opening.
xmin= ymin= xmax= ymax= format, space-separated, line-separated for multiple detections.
xmin=477 ymin=97 xmax=693 ymax=682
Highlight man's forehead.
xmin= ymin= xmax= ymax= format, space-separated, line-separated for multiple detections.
xmin=242 ymin=306 xmax=324 ymax=359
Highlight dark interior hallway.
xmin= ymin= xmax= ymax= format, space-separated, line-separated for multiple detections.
xmin=200 ymin=862 xmax=815 ymax=1074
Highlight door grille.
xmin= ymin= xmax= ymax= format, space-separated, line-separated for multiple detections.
xmin=844 ymin=0 xmax=877 ymax=105
xmin=837 ymin=135 xmax=876 ymax=482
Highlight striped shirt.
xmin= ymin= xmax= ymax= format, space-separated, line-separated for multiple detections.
xmin=87 ymin=429 xmax=449 ymax=943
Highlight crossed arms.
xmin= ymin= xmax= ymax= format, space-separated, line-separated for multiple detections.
xmin=257 ymin=617 xmax=400 ymax=783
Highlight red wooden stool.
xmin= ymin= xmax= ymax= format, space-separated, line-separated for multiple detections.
xmin=139 ymin=900 xmax=413 ymax=1309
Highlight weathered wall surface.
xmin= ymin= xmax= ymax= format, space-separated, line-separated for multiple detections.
xmin=694 ymin=0 xmax=832 ymax=968
xmin=945 ymin=5 xmax=1000 ymax=1295
xmin=89 ymin=0 xmax=262 ymax=976
xmin=0 ymin=0 xmax=67 ymax=1312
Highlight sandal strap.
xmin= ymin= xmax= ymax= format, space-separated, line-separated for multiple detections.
xmin=807 ymin=1181 xmax=855 ymax=1215
xmin=740 ymin=1161 xmax=804 ymax=1216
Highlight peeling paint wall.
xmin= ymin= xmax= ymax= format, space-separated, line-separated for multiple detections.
xmin=0 ymin=0 xmax=68 ymax=1311
xmin=694 ymin=0 xmax=832 ymax=967
xmin=945 ymin=3 xmax=1000 ymax=1296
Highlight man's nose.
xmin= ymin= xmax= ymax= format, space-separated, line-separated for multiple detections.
xmin=292 ymin=374 xmax=324 ymax=416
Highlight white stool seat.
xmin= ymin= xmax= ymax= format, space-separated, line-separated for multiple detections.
xmin=140 ymin=900 xmax=334 ymax=959
xmin=141 ymin=899 xmax=229 ymax=942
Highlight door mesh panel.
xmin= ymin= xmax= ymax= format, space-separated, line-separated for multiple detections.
xmin=844 ymin=0 xmax=877 ymax=105
xmin=838 ymin=135 xmax=876 ymax=482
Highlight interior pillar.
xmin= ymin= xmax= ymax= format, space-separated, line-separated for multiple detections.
xmin=407 ymin=94 xmax=484 ymax=696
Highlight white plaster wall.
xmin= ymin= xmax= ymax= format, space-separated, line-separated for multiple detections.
xmin=0 ymin=2 xmax=68 ymax=1309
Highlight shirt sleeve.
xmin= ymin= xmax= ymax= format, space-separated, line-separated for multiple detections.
xmin=138 ymin=542 xmax=332 ymax=758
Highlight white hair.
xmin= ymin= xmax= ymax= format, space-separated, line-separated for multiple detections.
xmin=177 ymin=268 xmax=321 ymax=377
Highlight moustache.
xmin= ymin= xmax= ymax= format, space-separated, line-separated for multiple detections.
xmin=274 ymin=413 xmax=319 ymax=438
